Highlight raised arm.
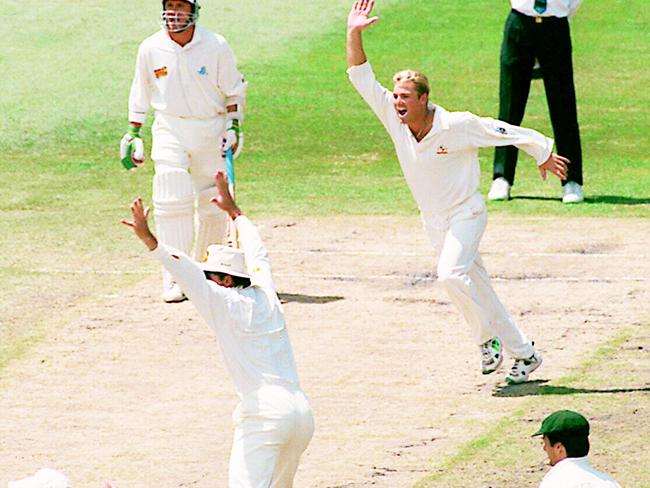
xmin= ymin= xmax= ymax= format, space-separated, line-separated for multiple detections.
xmin=211 ymin=171 xmax=274 ymax=288
xmin=346 ymin=0 xmax=379 ymax=67
xmin=121 ymin=197 xmax=223 ymax=319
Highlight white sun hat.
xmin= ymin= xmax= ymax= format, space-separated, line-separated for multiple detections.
xmin=8 ymin=468 xmax=72 ymax=488
xmin=200 ymin=245 xmax=251 ymax=279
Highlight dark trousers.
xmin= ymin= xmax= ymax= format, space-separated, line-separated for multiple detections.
xmin=493 ymin=9 xmax=583 ymax=186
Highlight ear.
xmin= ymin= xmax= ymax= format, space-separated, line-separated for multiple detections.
xmin=224 ymin=275 xmax=235 ymax=288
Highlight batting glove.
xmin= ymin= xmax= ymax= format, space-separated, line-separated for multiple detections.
xmin=220 ymin=119 xmax=244 ymax=159
xmin=120 ymin=125 xmax=145 ymax=171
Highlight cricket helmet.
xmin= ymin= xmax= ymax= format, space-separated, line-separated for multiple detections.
xmin=160 ymin=0 xmax=200 ymax=33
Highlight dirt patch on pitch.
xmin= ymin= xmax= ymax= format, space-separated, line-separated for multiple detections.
xmin=1 ymin=216 xmax=649 ymax=487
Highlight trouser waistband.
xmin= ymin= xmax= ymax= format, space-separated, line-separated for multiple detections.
xmin=511 ymin=8 xmax=567 ymax=23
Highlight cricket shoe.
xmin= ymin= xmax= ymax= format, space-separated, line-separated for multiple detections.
xmin=505 ymin=350 xmax=542 ymax=384
xmin=162 ymin=281 xmax=187 ymax=303
xmin=562 ymin=181 xmax=584 ymax=203
xmin=480 ymin=337 xmax=503 ymax=374
xmin=487 ymin=177 xmax=511 ymax=201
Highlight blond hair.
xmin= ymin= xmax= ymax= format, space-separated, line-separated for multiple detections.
xmin=392 ymin=69 xmax=430 ymax=97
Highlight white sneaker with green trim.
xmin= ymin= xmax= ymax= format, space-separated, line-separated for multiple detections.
xmin=505 ymin=350 xmax=542 ymax=384
xmin=480 ymin=337 xmax=503 ymax=375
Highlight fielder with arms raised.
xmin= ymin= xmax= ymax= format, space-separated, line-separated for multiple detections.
xmin=346 ymin=0 xmax=570 ymax=383
xmin=121 ymin=0 xmax=247 ymax=303
xmin=122 ymin=172 xmax=314 ymax=487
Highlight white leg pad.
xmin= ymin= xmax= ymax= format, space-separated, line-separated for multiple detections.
xmin=153 ymin=166 xmax=195 ymax=286
xmin=193 ymin=186 xmax=227 ymax=261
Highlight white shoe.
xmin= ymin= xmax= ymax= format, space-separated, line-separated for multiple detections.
xmin=562 ymin=181 xmax=584 ymax=203
xmin=505 ymin=350 xmax=542 ymax=384
xmin=480 ymin=337 xmax=503 ymax=375
xmin=162 ymin=281 xmax=187 ymax=303
xmin=488 ymin=177 xmax=511 ymax=201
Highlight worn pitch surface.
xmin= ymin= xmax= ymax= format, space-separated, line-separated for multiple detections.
xmin=1 ymin=216 xmax=649 ymax=487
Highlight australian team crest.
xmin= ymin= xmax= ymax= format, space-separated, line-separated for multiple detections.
xmin=154 ymin=66 xmax=168 ymax=78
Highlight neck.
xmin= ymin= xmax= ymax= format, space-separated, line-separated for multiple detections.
xmin=409 ymin=106 xmax=434 ymax=141
xmin=169 ymin=24 xmax=195 ymax=47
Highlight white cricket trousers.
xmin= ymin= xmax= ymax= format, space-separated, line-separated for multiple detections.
xmin=151 ymin=113 xmax=228 ymax=281
xmin=229 ymin=385 xmax=314 ymax=488
xmin=422 ymin=192 xmax=534 ymax=359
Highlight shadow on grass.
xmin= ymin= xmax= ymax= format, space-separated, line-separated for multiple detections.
xmin=505 ymin=195 xmax=650 ymax=205
xmin=493 ymin=379 xmax=650 ymax=397
xmin=278 ymin=293 xmax=344 ymax=304
xmin=583 ymin=195 xmax=650 ymax=205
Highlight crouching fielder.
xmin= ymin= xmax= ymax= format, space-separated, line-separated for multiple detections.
xmin=122 ymin=172 xmax=314 ymax=487
xmin=346 ymin=0 xmax=570 ymax=384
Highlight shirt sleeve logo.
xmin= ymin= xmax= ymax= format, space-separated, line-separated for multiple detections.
xmin=495 ymin=126 xmax=508 ymax=135
xmin=154 ymin=66 xmax=168 ymax=78
xmin=436 ymin=145 xmax=448 ymax=155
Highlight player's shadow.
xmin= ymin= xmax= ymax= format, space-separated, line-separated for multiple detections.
xmin=493 ymin=380 xmax=650 ymax=397
xmin=278 ymin=293 xmax=344 ymax=304
xmin=506 ymin=195 xmax=650 ymax=205
xmin=583 ymin=195 xmax=650 ymax=205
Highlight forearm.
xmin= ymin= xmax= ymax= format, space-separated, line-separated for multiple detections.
xmin=235 ymin=216 xmax=273 ymax=286
xmin=346 ymin=28 xmax=368 ymax=67
xmin=470 ymin=117 xmax=553 ymax=164
xmin=152 ymin=244 xmax=212 ymax=308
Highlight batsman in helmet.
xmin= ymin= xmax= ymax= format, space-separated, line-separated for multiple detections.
xmin=121 ymin=0 xmax=247 ymax=303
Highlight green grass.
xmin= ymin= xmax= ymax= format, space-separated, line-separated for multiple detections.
xmin=413 ymin=323 xmax=650 ymax=488
xmin=1 ymin=2 xmax=648 ymax=360
xmin=1 ymin=0 xmax=648 ymax=372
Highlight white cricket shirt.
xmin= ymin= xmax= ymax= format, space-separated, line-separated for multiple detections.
xmin=511 ymin=0 xmax=583 ymax=18
xmin=540 ymin=457 xmax=622 ymax=488
xmin=347 ymin=62 xmax=553 ymax=216
xmin=151 ymin=216 xmax=301 ymax=397
xmin=128 ymin=26 xmax=247 ymax=124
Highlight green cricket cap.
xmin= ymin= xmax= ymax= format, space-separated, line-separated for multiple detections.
xmin=532 ymin=410 xmax=590 ymax=437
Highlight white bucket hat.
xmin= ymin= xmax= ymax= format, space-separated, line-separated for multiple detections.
xmin=9 ymin=468 xmax=72 ymax=488
xmin=200 ymin=245 xmax=251 ymax=279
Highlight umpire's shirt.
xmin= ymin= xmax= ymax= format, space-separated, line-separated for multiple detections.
xmin=511 ymin=0 xmax=582 ymax=18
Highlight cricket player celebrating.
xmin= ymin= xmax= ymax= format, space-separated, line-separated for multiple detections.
xmin=121 ymin=0 xmax=247 ymax=303
xmin=346 ymin=0 xmax=570 ymax=383
xmin=122 ymin=172 xmax=314 ymax=487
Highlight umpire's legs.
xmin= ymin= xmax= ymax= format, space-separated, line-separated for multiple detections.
xmin=537 ymin=19 xmax=583 ymax=185
xmin=493 ymin=10 xmax=536 ymax=186
xmin=432 ymin=195 xmax=534 ymax=359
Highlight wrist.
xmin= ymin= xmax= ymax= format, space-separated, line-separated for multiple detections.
xmin=143 ymin=234 xmax=158 ymax=251
xmin=128 ymin=124 xmax=141 ymax=137
xmin=228 ymin=207 xmax=242 ymax=220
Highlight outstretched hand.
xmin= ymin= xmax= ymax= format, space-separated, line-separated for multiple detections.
xmin=211 ymin=171 xmax=242 ymax=220
xmin=539 ymin=153 xmax=570 ymax=181
xmin=348 ymin=0 xmax=379 ymax=31
xmin=121 ymin=197 xmax=158 ymax=250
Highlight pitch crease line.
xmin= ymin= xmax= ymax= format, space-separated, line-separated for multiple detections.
xmin=274 ymin=250 xmax=644 ymax=258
